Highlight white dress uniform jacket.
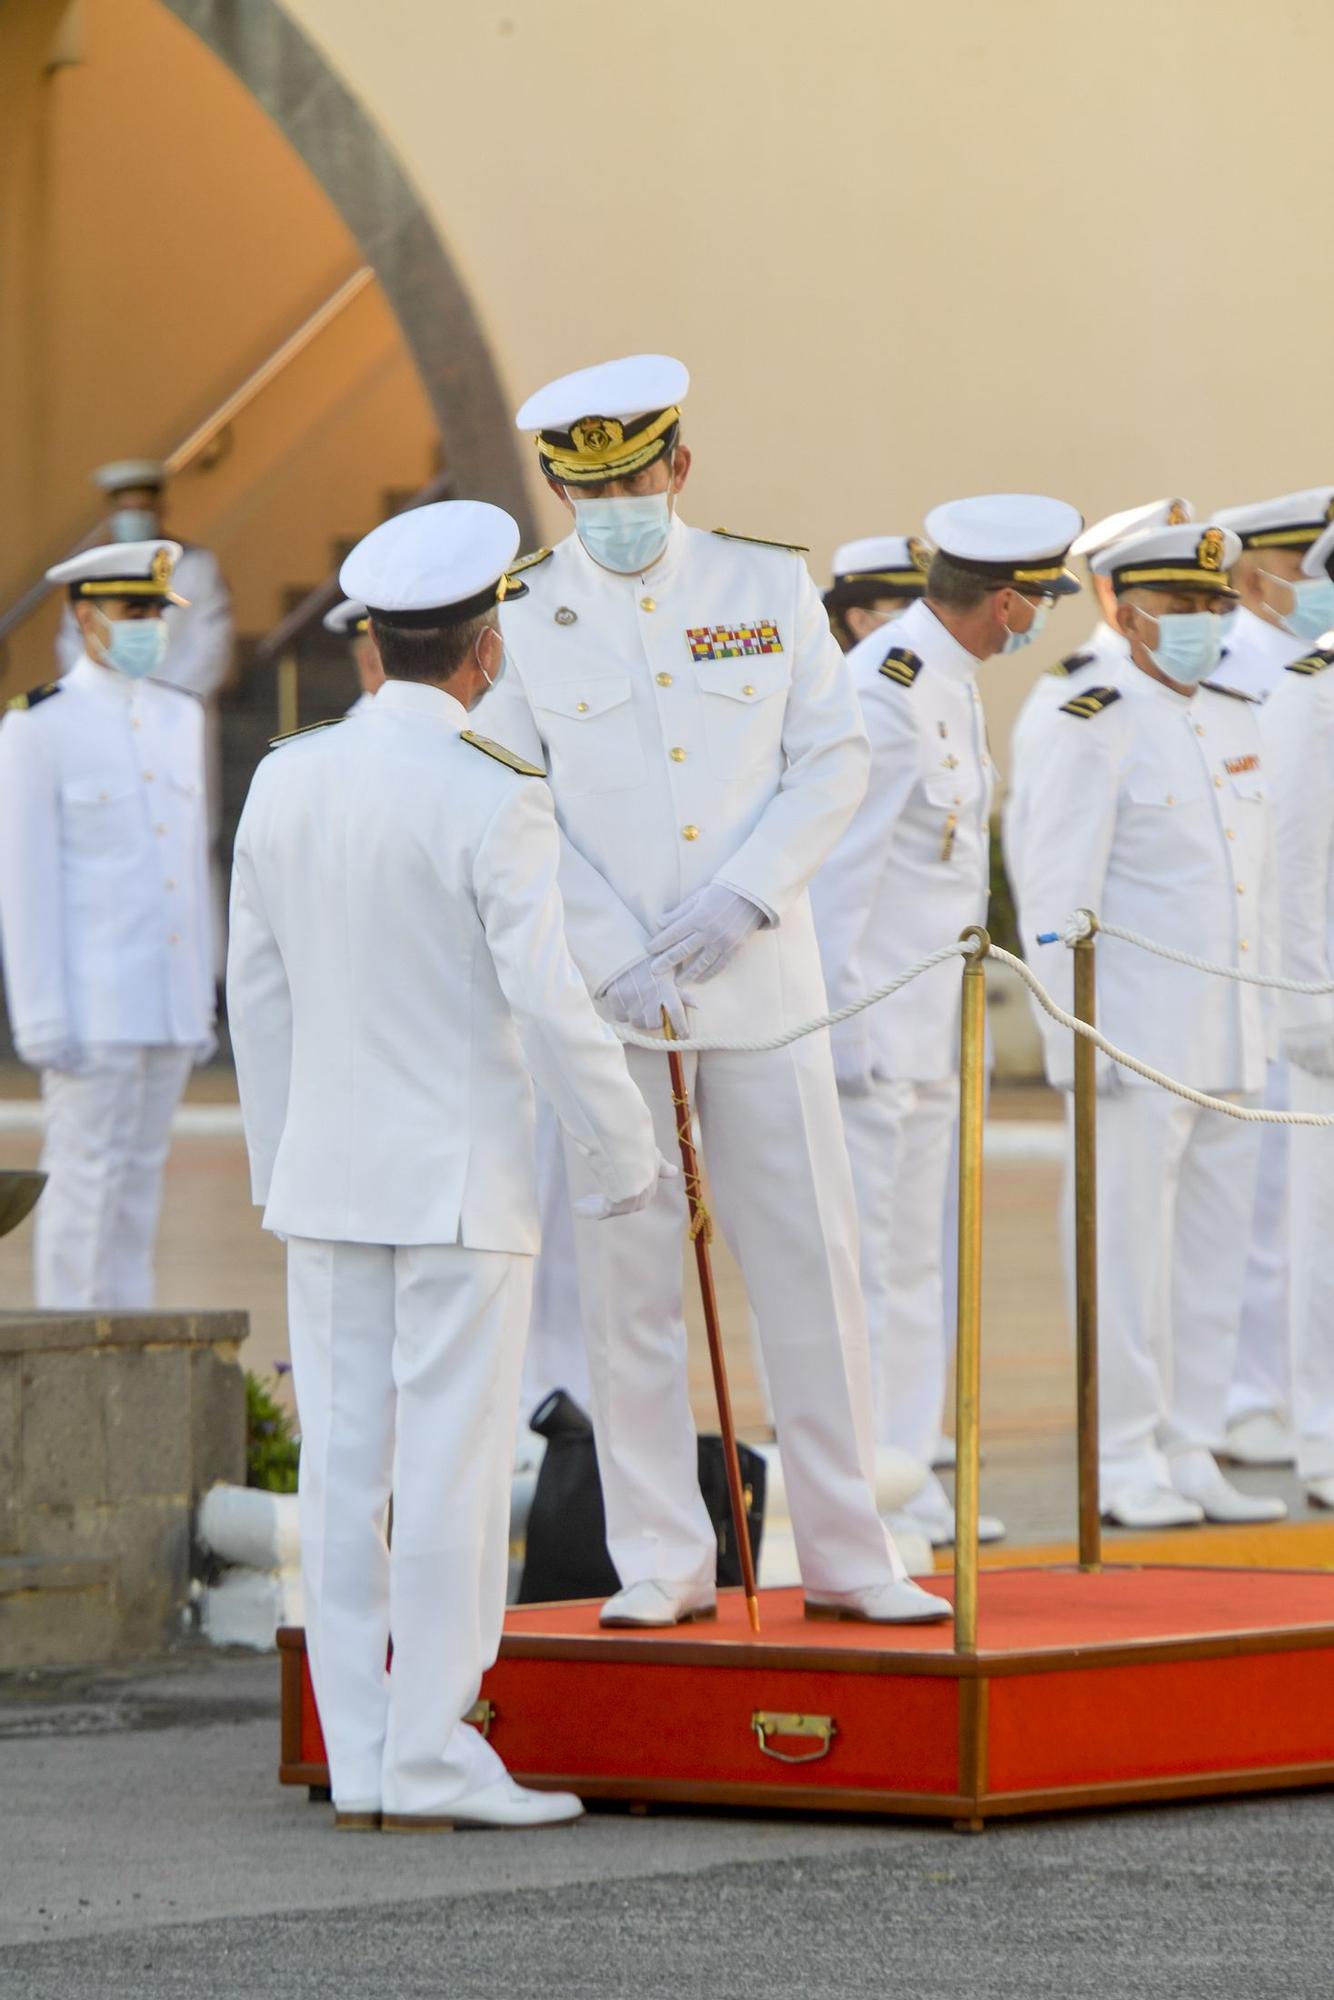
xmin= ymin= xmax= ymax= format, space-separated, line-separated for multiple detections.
xmin=0 ymin=656 xmax=213 ymax=1053
xmin=1209 ymin=605 xmax=1307 ymax=702
xmin=228 ymin=681 xmax=657 ymax=1249
xmin=483 ymin=517 xmax=870 ymax=1038
xmin=1012 ymin=664 xmax=1272 ymax=1095
xmin=1004 ymin=621 xmax=1128 ymax=885
xmin=812 ymin=598 xmax=994 ymax=1081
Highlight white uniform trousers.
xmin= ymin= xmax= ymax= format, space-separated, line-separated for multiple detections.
xmin=1287 ymin=1071 xmax=1334 ymax=1482
xmin=285 ymin=1238 xmax=531 ymax=1814
xmin=518 ymin=1099 xmax=592 ymax=1428
xmin=1228 ymin=1059 xmax=1292 ymax=1424
xmin=562 ymin=1037 xmax=905 ymax=1593
xmin=1063 ymin=1086 xmax=1262 ymax=1498
xmin=839 ymin=1077 xmax=958 ymax=1466
xmin=35 ymin=1045 xmax=193 ymax=1310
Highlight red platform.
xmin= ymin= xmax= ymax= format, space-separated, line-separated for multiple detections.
xmin=278 ymin=1565 xmax=1334 ymax=1826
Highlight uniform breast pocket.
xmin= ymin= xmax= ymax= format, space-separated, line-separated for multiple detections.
xmin=61 ymin=775 xmax=144 ymax=854
xmin=1226 ymin=773 xmax=1268 ymax=809
xmin=692 ymin=657 xmax=789 ymax=777
xmin=921 ymin=771 xmax=976 ymax=863
xmin=529 ymin=675 xmax=646 ymax=793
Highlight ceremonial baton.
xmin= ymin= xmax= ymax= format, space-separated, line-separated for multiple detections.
xmin=662 ymin=1009 xmax=761 ymax=1634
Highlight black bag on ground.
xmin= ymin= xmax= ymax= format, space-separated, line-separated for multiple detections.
xmin=517 ymin=1389 xmax=766 ymax=1604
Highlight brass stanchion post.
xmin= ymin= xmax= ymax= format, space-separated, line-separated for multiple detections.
xmin=277 ymin=652 xmax=299 ymax=739
xmin=954 ymin=926 xmax=990 ymax=1655
xmin=1071 ymin=912 xmax=1102 ymax=1570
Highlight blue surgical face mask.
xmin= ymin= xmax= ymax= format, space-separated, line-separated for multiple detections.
xmin=103 ymin=617 xmax=168 ymax=679
xmin=110 ymin=508 xmax=159 ymax=543
xmin=1270 ymin=571 xmax=1334 ymax=643
xmin=1139 ymin=607 xmax=1223 ymax=687
xmin=571 ymin=490 xmax=673 ymax=573
xmin=1001 ymin=597 xmax=1049 ymax=654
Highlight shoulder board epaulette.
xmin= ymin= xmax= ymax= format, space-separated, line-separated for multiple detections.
xmin=507 ymin=547 xmax=553 ymax=577
xmin=5 ymin=682 xmax=61 ymax=713
xmin=1284 ymin=647 xmax=1334 ymax=678
xmin=711 ymin=528 xmax=809 ymax=554
xmin=878 ymin=647 xmax=924 ymax=688
xmin=1060 ymin=685 xmax=1122 ymax=719
xmin=460 ymin=731 xmax=545 ymax=776
xmin=1200 ymin=679 xmax=1261 ymax=701
xmin=268 ymin=717 xmax=343 ymax=750
xmin=1048 ymin=650 xmax=1093 ymax=679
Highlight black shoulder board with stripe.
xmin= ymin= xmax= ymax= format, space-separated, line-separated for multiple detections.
xmin=268 ymin=717 xmax=343 ymax=750
xmin=5 ymin=682 xmax=62 ymax=713
xmin=1060 ymin=685 xmax=1122 ymax=719
xmin=878 ymin=647 xmax=924 ymax=688
xmin=1285 ymin=647 xmax=1334 ymax=678
xmin=507 ymin=547 xmax=553 ymax=576
xmin=460 ymin=730 xmax=544 ymax=776
xmin=711 ymin=528 xmax=809 ymax=553
xmin=1200 ymin=679 xmax=1260 ymax=701
xmin=1049 ymin=649 xmax=1094 ymax=679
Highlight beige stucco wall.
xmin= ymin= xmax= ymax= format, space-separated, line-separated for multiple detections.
xmin=278 ymin=0 xmax=1334 ymax=764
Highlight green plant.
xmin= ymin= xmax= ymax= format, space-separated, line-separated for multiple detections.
xmin=245 ymin=1370 xmax=300 ymax=1493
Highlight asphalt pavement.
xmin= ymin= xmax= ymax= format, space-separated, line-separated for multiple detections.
xmin=2 ymin=1648 xmax=1333 ymax=1998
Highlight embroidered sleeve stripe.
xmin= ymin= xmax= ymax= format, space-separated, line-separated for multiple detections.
xmin=1060 ymin=686 xmax=1122 ymax=718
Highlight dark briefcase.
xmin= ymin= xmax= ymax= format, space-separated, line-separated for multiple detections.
xmin=517 ymin=1389 xmax=766 ymax=1604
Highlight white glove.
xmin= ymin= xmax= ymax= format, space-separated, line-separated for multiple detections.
xmin=647 ymin=884 xmax=766 ymax=986
xmin=574 ymin=1152 xmax=679 ymax=1220
xmin=17 ymin=1031 xmax=83 ymax=1075
xmin=830 ymin=1020 xmax=876 ymax=1097
xmin=598 ymin=957 xmax=687 ymax=1035
xmin=1284 ymin=1024 xmax=1334 ymax=1079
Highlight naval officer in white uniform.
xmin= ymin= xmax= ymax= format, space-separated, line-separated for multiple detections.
xmin=823 ymin=535 xmax=931 ymax=652
xmin=56 ymin=462 xmax=234 ymax=976
xmin=1004 ymin=498 xmax=1193 ymax=887
xmin=1255 ymin=509 xmax=1334 ymax=1514
xmin=813 ymin=495 xmax=1083 ymax=1548
xmin=1010 ymin=523 xmax=1286 ymax=1529
xmin=0 ymin=540 xmax=214 ymax=1309
xmin=479 ymin=352 xmax=945 ymax=1628
xmin=1208 ymin=488 xmax=1334 ymax=1471
xmin=228 ymin=501 xmax=664 ymax=1830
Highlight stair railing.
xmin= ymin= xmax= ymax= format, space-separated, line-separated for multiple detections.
xmin=0 ymin=266 xmax=375 ymax=655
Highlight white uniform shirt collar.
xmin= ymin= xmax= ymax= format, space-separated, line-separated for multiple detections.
xmin=894 ymin=597 xmax=982 ymax=682
xmin=1119 ymin=657 xmax=1195 ymax=711
xmin=373 ymin=678 xmax=470 ymax=728
xmin=68 ymin=652 xmax=139 ymax=705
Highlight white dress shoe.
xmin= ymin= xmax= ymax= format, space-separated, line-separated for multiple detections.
xmin=599 ymin=1579 xmax=717 ymax=1627
xmin=1220 ymin=1412 xmax=1297 ymax=1467
xmin=805 ymin=1578 xmax=951 ymax=1624
xmin=383 ymin=1778 xmax=583 ymax=1832
xmin=1306 ymin=1475 xmax=1334 ymax=1510
xmin=1172 ymin=1464 xmax=1287 ymax=1524
xmin=887 ymin=1505 xmax=1006 ymax=1549
xmin=1102 ymin=1484 xmax=1205 ymax=1530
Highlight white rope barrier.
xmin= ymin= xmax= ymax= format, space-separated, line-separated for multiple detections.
xmin=613 ymin=926 xmax=1334 ymax=1128
xmin=1045 ymin=909 xmax=1334 ymax=995
xmin=612 ymin=939 xmax=972 ymax=1053
xmin=991 ymin=945 xmax=1334 ymax=1127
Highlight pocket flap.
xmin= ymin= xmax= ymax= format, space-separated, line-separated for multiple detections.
xmin=692 ymin=658 xmax=787 ymax=704
xmin=530 ymin=676 xmax=632 ymax=722
xmin=62 ymin=776 xmax=138 ymax=807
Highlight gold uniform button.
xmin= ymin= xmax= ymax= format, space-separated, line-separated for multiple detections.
xmin=670 ymin=746 xmax=687 ymax=763
xmin=1214 ymin=775 xmax=1223 ymax=788
xmin=681 ymin=824 xmax=700 ymax=842
xmin=656 ymin=672 xmax=673 ymax=688
xmin=130 ymin=717 xmax=141 ymax=731
xmin=1165 ymin=794 xmax=1176 ymax=806
xmin=1237 ymin=883 xmax=1246 ymax=894
xmin=168 ymin=933 xmax=179 ymax=946
xmin=155 ymin=823 xmax=167 ymax=836
xmin=1240 ymin=939 xmax=1250 ymax=952
xmin=1194 ymin=723 xmax=1205 ymax=736
xmin=143 ymin=770 xmax=154 ymax=782
xmin=742 ymin=684 xmax=755 ymax=697
xmin=640 ymin=596 xmax=657 ymax=612
xmin=576 ymin=701 xmax=589 ymax=714
xmin=165 ymin=879 xmax=176 ymax=891
xmin=1226 ymin=828 xmax=1235 ymax=840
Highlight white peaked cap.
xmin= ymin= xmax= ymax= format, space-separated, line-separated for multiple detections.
xmin=339 ymin=501 xmax=523 ymax=620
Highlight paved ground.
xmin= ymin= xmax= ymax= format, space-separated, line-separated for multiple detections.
xmin=1 ymin=1650 xmax=1332 ymax=1998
